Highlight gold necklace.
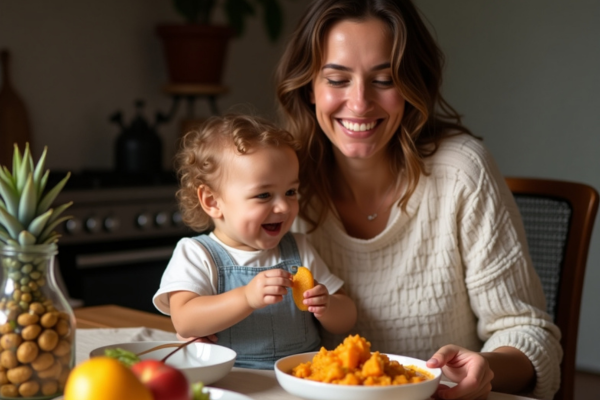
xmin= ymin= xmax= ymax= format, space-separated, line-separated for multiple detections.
xmin=365 ymin=183 xmax=396 ymax=221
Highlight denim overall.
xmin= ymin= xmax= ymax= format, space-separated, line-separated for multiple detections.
xmin=193 ymin=233 xmax=321 ymax=369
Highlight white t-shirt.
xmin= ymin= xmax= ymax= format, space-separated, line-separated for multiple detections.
xmin=153 ymin=232 xmax=344 ymax=315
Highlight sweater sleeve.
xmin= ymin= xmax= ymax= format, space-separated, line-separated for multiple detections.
xmin=454 ymin=139 xmax=562 ymax=399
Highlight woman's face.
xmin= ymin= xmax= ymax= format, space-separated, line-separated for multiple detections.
xmin=311 ymin=18 xmax=405 ymax=160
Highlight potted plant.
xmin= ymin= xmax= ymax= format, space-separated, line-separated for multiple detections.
xmin=157 ymin=0 xmax=286 ymax=85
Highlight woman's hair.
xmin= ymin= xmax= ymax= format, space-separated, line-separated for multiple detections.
xmin=175 ymin=113 xmax=300 ymax=232
xmin=275 ymin=0 xmax=473 ymax=230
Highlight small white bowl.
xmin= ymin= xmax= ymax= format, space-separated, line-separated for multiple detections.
xmin=90 ymin=341 xmax=236 ymax=385
xmin=275 ymin=352 xmax=441 ymax=400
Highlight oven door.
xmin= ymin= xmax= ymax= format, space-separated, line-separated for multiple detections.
xmin=57 ymin=236 xmax=180 ymax=314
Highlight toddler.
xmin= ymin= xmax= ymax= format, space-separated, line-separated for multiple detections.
xmin=153 ymin=114 xmax=357 ymax=369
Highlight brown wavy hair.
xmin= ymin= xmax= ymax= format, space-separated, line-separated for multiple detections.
xmin=275 ymin=0 xmax=473 ymax=230
xmin=175 ymin=113 xmax=300 ymax=232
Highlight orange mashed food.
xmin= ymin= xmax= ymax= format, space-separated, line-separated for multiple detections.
xmin=291 ymin=335 xmax=432 ymax=386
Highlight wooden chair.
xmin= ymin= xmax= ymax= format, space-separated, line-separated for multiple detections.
xmin=505 ymin=177 xmax=599 ymax=400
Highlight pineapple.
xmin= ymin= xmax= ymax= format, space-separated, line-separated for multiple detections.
xmin=0 ymin=143 xmax=74 ymax=398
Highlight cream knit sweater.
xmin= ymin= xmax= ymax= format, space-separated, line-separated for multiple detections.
xmin=294 ymin=134 xmax=562 ymax=399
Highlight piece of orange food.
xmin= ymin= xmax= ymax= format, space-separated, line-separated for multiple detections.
xmin=292 ymin=334 xmax=432 ymax=386
xmin=292 ymin=266 xmax=314 ymax=311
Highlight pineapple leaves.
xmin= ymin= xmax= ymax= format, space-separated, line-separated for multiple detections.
xmin=16 ymin=144 xmax=32 ymax=193
xmin=36 ymin=172 xmax=71 ymax=217
xmin=18 ymin=173 xmax=37 ymax=228
xmin=0 ymin=176 xmax=19 ymax=216
xmin=0 ymin=207 xmax=25 ymax=238
xmin=0 ymin=143 xmax=72 ymax=246
xmin=38 ymin=216 xmax=71 ymax=244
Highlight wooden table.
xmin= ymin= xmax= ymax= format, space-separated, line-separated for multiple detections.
xmin=73 ymin=305 xmax=536 ymax=400
xmin=74 ymin=304 xmax=175 ymax=332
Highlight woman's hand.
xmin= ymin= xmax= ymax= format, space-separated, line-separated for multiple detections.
xmin=302 ymin=281 xmax=330 ymax=318
xmin=427 ymin=345 xmax=494 ymax=400
xmin=244 ymin=269 xmax=292 ymax=309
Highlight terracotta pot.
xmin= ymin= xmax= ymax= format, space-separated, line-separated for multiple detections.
xmin=156 ymin=24 xmax=234 ymax=85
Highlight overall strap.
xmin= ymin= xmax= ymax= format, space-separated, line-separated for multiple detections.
xmin=192 ymin=234 xmax=236 ymax=267
xmin=278 ymin=232 xmax=302 ymax=267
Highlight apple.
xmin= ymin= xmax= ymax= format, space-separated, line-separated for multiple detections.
xmin=131 ymin=359 xmax=190 ymax=400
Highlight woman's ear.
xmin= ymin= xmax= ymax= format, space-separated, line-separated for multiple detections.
xmin=197 ymin=185 xmax=222 ymax=219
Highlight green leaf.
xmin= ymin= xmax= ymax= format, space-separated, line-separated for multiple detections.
xmin=0 ymin=228 xmax=10 ymax=244
xmin=33 ymin=147 xmax=48 ymax=187
xmin=47 ymin=202 xmax=72 ymax=225
xmin=0 ymin=175 xmax=19 ymax=216
xmin=18 ymin=230 xmax=37 ymax=246
xmin=27 ymin=208 xmax=54 ymax=238
xmin=104 ymin=348 xmax=140 ymax=368
xmin=259 ymin=0 xmax=283 ymax=42
xmin=38 ymin=215 xmax=71 ymax=244
xmin=36 ymin=172 xmax=70 ymax=215
xmin=174 ymin=0 xmax=216 ymax=24
xmin=37 ymin=170 xmax=49 ymax=202
xmin=16 ymin=143 xmax=32 ymax=194
xmin=0 ymin=166 xmax=15 ymax=191
xmin=18 ymin=173 xmax=37 ymax=227
xmin=0 ymin=207 xmax=25 ymax=238
xmin=12 ymin=144 xmax=22 ymax=179
xmin=225 ymin=0 xmax=255 ymax=37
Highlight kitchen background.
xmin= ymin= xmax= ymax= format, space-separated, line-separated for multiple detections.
xmin=1 ymin=0 xmax=599 ymax=374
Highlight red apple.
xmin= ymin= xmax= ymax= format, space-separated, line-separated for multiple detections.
xmin=131 ymin=359 xmax=189 ymax=400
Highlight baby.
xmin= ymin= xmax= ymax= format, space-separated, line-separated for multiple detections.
xmin=153 ymin=114 xmax=357 ymax=369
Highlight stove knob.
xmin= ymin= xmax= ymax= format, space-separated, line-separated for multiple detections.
xmin=104 ymin=216 xmax=121 ymax=232
xmin=64 ymin=218 xmax=82 ymax=234
xmin=155 ymin=212 xmax=168 ymax=227
xmin=85 ymin=217 xmax=101 ymax=233
xmin=136 ymin=213 xmax=151 ymax=229
xmin=172 ymin=211 xmax=183 ymax=226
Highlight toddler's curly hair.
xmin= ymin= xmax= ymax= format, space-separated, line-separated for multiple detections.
xmin=175 ymin=113 xmax=300 ymax=232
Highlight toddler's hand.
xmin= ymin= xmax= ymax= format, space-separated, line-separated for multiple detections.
xmin=302 ymin=281 xmax=330 ymax=318
xmin=244 ymin=269 xmax=292 ymax=310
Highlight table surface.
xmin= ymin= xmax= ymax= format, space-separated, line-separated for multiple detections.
xmin=74 ymin=305 xmax=536 ymax=400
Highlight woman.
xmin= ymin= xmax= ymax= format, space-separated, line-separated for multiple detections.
xmin=275 ymin=0 xmax=562 ymax=399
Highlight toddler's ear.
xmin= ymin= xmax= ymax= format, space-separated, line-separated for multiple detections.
xmin=197 ymin=185 xmax=222 ymax=219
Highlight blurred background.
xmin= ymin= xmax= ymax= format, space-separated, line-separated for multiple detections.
xmin=1 ymin=0 xmax=598 ymax=374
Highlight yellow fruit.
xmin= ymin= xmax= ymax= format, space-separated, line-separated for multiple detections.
xmin=64 ymin=356 xmax=153 ymax=400
xmin=292 ymin=266 xmax=315 ymax=311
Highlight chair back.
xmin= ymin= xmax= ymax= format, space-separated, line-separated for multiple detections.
xmin=505 ymin=177 xmax=599 ymax=400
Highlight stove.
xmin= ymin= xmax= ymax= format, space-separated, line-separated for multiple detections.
xmin=51 ymin=170 xmax=193 ymax=314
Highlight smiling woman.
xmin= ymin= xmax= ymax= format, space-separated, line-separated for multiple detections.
xmin=275 ymin=0 xmax=563 ymax=399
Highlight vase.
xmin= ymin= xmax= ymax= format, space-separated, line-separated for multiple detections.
xmin=156 ymin=24 xmax=234 ymax=84
xmin=0 ymin=244 xmax=75 ymax=399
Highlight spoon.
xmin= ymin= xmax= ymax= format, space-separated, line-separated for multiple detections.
xmin=135 ymin=337 xmax=201 ymax=362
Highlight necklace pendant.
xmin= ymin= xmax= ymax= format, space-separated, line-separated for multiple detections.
xmin=367 ymin=213 xmax=378 ymax=221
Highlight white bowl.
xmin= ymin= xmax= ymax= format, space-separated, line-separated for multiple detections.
xmin=275 ymin=352 xmax=441 ymax=400
xmin=90 ymin=341 xmax=236 ymax=385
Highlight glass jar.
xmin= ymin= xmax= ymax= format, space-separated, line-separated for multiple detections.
xmin=0 ymin=244 xmax=75 ymax=399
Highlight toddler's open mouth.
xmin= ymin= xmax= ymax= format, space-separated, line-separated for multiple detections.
xmin=262 ymin=222 xmax=282 ymax=235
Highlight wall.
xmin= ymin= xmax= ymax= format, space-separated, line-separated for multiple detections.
xmin=415 ymin=0 xmax=600 ymax=373
xmin=0 ymin=0 xmax=307 ymax=171
xmin=2 ymin=0 xmax=600 ymax=373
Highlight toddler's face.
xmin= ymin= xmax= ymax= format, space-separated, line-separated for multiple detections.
xmin=212 ymin=145 xmax=300 ymax=251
